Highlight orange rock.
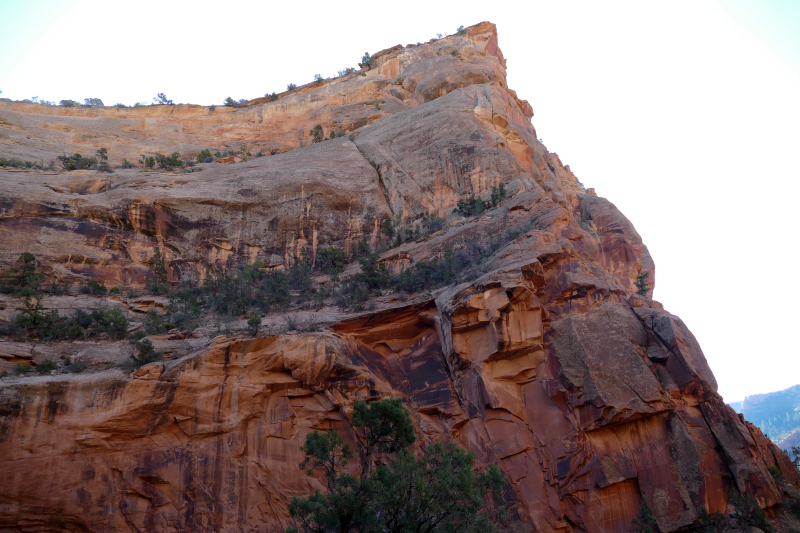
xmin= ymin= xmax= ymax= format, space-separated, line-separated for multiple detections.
xmin=0 ymin=21 xmax=793 ymax=533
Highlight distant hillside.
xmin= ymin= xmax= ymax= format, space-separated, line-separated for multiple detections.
xmin=730 ymin=384 xmax=800 ymax=448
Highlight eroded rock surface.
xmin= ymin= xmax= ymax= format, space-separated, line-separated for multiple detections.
xmin=1 ymin=22 xmax=796 ymax=533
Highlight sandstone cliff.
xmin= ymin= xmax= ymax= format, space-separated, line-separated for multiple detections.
xmin=1 ymin=22 xmax=797 ymax=533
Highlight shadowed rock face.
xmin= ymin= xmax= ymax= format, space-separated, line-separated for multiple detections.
xmin=0 ymin=22 xmax=797 ymax=533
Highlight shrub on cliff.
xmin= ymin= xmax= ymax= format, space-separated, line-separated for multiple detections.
xmin=126 ymin=339 xmax=162 ymax=370
xmin=309 ymin=125 xmax=324 ymax=143
xmin=631 ymin=498 xmax=660 ymax=533
xmin=196 ymin=149 xmax=212 ymax=162
xmin=635 ymin=270 xmax=650 ymax=296
xmin=154 ymin=152 xmax=183 ymax=170
xmin=13 ymin=364 xmax=31 ymax=375
xmin=12 ymin=307 xmax=128 ymax=341
xmin=57 ymin=153 xmax=98 ymax=171
xmin=139 ymin=154 xmax=155 ymax=169
xmin=392 ymin=249 xmax=456 ymax=294
xmin=35 ymin=359 xmax=58 ymax=374
xmin=287 ymin=83 xmax=297 ymax=91
xmin=355 ymin=253 xmax=389 ymax=291
xmin=361 ymin=52 xmax=375 ymax=68
xmin=203 ymin=261 xmax=292 ymax=316
xmin=287 ymin=399 xmax=505 ymax=533
xmin=453 ymin=184 xmax=506 ymax=218
xmin=247 ymin=315 xmax=261 ymax=337
xmin=146 ymin=247 xmax=170 ymax=295
xmin=81 ymin=280 xmax=108 ymax=295
xmin=316 ymin=246 xmax=348 ymax=276
xmin=59 ymin=99 xmax=79 ymax=107
xmin=83 ymin=98 xmax=103 ymax=106
xmin=153 ymin=93 xmax=173 ymax=105
xmin=0 ymin=252 xmax=44 ymax=297
xmin=730 ymin=492 xmax=771 ymax=533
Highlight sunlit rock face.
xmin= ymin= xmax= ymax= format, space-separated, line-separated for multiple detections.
xmin=1 ymin=21 xmax=797 ymax=533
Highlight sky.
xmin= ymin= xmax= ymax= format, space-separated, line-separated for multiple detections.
xmin=1 ymin=0 xmax=799 ymax=402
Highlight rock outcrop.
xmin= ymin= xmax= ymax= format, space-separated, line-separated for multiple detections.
xmin=1 ymin=22 xmax=796 ymax=533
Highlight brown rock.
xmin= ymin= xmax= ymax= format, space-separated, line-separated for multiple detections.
xmin=0 ymin=21 xmax=792 ymax=533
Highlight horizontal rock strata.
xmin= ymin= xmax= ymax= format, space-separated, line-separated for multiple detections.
xmin=0 ymin=21 xmax=796 ymax=533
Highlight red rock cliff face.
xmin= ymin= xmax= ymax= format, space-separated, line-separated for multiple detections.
xmin=0 ymin=22 xmax=797 ymax=533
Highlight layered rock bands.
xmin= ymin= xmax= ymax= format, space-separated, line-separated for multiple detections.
xmin=1 ymin=22 xmax=796 ymax=533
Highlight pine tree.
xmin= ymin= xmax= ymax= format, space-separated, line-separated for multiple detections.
xmin=146 ymin=247 xmax=169 ymax=295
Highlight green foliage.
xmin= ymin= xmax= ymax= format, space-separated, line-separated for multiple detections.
xmin=392 ymin=249 xmax=456 ymax=294
xmin=82 ymin=280 xmax=108 ymax=295
xmin=139 ymin=154 xmax=155 ymax=169
xmin=457 ymin=25 xmax=467 ymax=36
xmin=13 ymin=364 xmax=31 ymax=375
xmin=153 ymin=93 xmax=173 ymax=105
xmin=314 ymin=74 xmax=323 ymax=83
xmin=355 ymin=253 xmax=389 ymax=291
xmin=95 ymin=147 xmax=108 ymax=161
xmin=361 ymin=52 xmax=375 ymax=68
xmin=121 ymin=158 xmax=135 ymax=169
xmin=146 ymin=247 xmax=169 ymax=295
xmin=635 ymin=270 xmax=650 ymax=296
xmin=454 ymin=196 xmax=487 ymax=217
xmin=289 ymin=259 xmax=315 ymax=304
xmin=317 ymin=247 xmax=348 ymax=275
xmin=288 ymin=399 xmax=505 ymax=533
xmin=0 ymin=255 xmax=128 ymax=341
xmin=490 ymin=183 xmax=506 ymax=207
xmin=768 ymin=465 xmax=785 ymax=484
xmin=204 ymin=261 xmax=292 ymax=316
xmin=2 ymin=252 xmax=44 ymax=296
xmin=144 ymin=309 xmax=167 ymax=334
xmin=350 ymin=398 xmax=416 ymax=475
xmin=35 ymin=359 xmax=58 ymax=374
xmin=12 ymin=307 xmax=128 ymax=341
xmin=453 ymin=184 xmax=506 ymax=217
xmin=730 ymin=491 xmax=771 ymax=533
xmin=69 ymin=360 xmax=88 ymax=373
xmin=786 ymin=487 xmax=800 ymax=519
xmin=268 ymin=92 xmax=278 ymax=101
xmin=110 ymin=286 xmax=120 ymax=295
xmin=224 ymin=96 xmax=235 ymax=106
xmin=247 ymin=315 xmax=261 ymax=337
xmin=197 ymin=149 xmax=212 ymax=162
xmin=0 ymin=157 xmax=54 ymax=170
xmin=287 ymin=83 xmax=297 ymax=91
xmin=337 ymin=68 xmax=356 ymax=77
xmin=309 ymin=125 xmax=324 ymax=143
xmin=329 ymin=130 xmax=336 ymax=140
xmin=57 ymin=153 xmax=98 ymax=170
xmin=373 ymin=443 xmax=506 ymax=533
xmin=127 ymin=339 xmax=162 ymax=370
xmin=632 ymin=498 xmax=660 ymax=533
xmin=60 ymin=99 xmax=79 ymax=107
xmin=697 ymin=508 xmax=725 ymax=533
xmin=154 ymin=152 xmax=183 ymax=170
xmin=84 ymin=98 xmax=103 ymax=106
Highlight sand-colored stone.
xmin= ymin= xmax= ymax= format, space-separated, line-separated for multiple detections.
xmin=0 ymin=21 xmax=796 ymax=533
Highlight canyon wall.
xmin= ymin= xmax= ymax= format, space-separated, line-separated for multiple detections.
xmin=1 ymin=22 xmax=797 ymax=533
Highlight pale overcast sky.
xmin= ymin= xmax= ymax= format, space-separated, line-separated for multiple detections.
xmin=1 ymin=0 xmax=799 ymax=402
